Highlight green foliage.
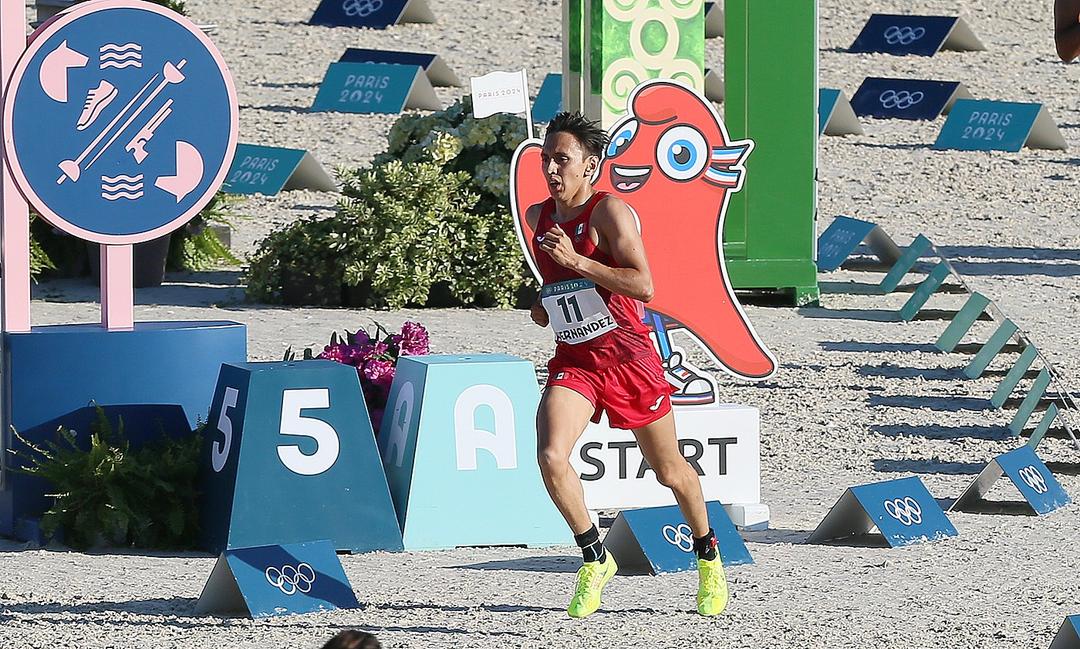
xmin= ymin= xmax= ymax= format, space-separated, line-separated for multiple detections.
xmin=246 ymin=160 xmax=525 ymax=308
xmin=245 ymin=212 xmax=351 ymax=306
xmin=167 ymin=191 xmax=241 ymax=272
xmin=374 ymin=96 xmax=527 ymax=214
xmin=29 ymin=214 xmax=56 ymax=278
xmin=13 ymin=407 xmax=201 ymax=550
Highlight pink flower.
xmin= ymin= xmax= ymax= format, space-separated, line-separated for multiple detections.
xmin=362 ymin=358 xmax=395 ymax=388
xmin=318 ymin=343 xmax=352 ymax=364
xmin=353 ymin=341 xmax=390 ymax=363
xmin=396 ymin=321 xmax=430 ymax=356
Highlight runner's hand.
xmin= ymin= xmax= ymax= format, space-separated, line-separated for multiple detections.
xmin=538 ymin=224 xmax=579 ymax=269
xmin=531 ymin=300 xmax=549 ymax=327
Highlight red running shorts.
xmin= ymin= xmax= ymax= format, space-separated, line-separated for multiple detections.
xmin=547 ymin=353 xmax=675 ymax=430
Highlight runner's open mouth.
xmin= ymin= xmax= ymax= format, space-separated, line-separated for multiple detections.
xmin=610 ymin=165 xmax=651 ymax=192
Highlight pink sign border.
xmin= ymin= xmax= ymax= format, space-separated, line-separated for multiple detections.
xmin=1 ymin=0 xmax=239 ymax=246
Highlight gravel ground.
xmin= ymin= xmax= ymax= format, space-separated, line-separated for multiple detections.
xmin=3 ymin=0 xmax=1080 ymax=647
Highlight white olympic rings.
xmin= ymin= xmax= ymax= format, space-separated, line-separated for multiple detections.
xmin=883 ymin=497 xmax=923 ymax=526
xmin=1019 ymin=466 xmax=1048 ymax=494
xmin=879 ymin=90 xmax=925 ymax=110
xmin=343 ymin=0 xmax=384 ymax=18
xmin=884 ymin=25 xmax=926 ymax=46
xmin=265 ymin=562 xmax=316 ymax=596
xmin=662 ymin=523 xmax=694 ymax=552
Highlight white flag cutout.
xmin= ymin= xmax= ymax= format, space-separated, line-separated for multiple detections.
xmin=470 ymin=69 xmax=532 ymax=133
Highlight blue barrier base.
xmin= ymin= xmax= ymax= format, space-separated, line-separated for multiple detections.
xmin=0 ymin=321 xmax=247 ymax=539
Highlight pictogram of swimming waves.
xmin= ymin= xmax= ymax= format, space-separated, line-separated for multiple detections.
xmin=100 ymin=43 xmax=142 ymax=69
xmin=101 ymin=174 xmax=144 ymax=200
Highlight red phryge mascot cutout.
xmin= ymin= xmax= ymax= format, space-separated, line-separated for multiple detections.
xmin=511 ymin=80 xmax=776 ymax=404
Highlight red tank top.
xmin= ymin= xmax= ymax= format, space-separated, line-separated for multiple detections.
xmin=534 ymin=191 xmax=654 ymax=371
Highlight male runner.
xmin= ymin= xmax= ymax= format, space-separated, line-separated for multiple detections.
xmin=525 ymin=112 xmax=728 ymax=618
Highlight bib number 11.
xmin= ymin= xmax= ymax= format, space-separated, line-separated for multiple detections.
xmin=557 ymin=295 xmax=584 ymax=323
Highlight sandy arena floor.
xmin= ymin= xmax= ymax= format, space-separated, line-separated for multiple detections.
xmin=3 ymin=0 xmax=1080 ymax=647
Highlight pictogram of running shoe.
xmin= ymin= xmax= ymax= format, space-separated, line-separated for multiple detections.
xmin=663 ymin=351 xmax=715 ymax=406
xmin=76 ymin=80 xmax=117 ymax=131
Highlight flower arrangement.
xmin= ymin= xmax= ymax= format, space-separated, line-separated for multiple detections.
xmin=313 ymin=321 xmax=430 ymax=431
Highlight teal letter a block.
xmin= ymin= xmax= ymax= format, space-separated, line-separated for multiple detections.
xmin=378 ymin=355 xmax=570 ymax=550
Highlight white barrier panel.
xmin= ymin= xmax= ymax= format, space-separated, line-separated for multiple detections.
xmin=570 ymin=404 xmax=765 ymax=527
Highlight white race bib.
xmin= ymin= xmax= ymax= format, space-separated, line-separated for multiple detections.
xmin=541 ymin=279 xmax=618 ymax=345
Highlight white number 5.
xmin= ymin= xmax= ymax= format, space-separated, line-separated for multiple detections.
xmin=212 ymin=387 xmax=239 ymax=473
xmin=277 ymin=388 xmax=340 ymax=476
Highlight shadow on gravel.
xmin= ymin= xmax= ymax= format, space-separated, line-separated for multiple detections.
xmin=798 ymin=307 xmax=900 ymax=322
xmin=872 ymin=458 xmax=985 ymax=475
xmin=369 ymin=599 xmax=659 ymax=616
xmin=857 ymin=364 xmax=965 ymax=381
xmin=0 ymin=599 xmax=515 ymax=635
xmin=451 ymin=556 xmax=579 ymax=574
xmin=741 ymin=528 xmax=811 ymax=545
xmin=947 ymin=500 xmax=1038 ymax=516
xmin=869 ymin=395 xmax=992 ymax=412
xmin=33 ymin=272 xmax=246 ymax=307
xmin=820 ymin=341 xmax=938 ymax=354
xmin=822 ymin=340 xmax=1025 ymax=356
xmin=870 ymin=424 xmax=1011 ymax=441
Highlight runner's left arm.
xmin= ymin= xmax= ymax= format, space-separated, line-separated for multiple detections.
xmin=537 ymin=196 xmax=654 ymax=302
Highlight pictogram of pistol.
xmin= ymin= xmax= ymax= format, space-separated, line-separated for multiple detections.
xmin=125 ymin=98 xmax=174 ymax=164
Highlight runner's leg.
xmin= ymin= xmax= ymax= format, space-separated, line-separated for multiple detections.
xmin=536 ymin=385 xmax=596 ymax=534
xmin=632 ymin=410 xmax=709 ymax=537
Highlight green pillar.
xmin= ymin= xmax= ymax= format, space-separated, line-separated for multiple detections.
xmin=580 ymin=0 xmax=705 ymax=128
xmin=723 ymin=0 xmax=819 ymax=304
xmin=562 ymin=0 xmax=586 ymax=113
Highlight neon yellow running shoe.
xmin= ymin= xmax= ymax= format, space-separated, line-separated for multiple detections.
xmin=697 ymin=556 xmax=729 ymax=616
xmin=567 ymin=554 xmax=618 ymax=618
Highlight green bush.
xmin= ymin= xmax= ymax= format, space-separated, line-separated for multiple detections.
xmin=246 ymin=160 xmax=525 ymax=308
xmin=166 ymin=190 xmax=241 ymax=272
xmin=374 ymin=96 xmax=527 ymax=215
xmin=246 ymin=97 xmax=535 ymax=308
xmin=14 ymin=407 xmax=202 ymax=550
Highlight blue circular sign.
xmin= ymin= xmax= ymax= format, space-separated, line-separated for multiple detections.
xmin=3 ymin=0 xmax=238 ymax=244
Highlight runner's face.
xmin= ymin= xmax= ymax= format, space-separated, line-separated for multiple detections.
xmin=541 ymin=131 xmax=597 ymax=201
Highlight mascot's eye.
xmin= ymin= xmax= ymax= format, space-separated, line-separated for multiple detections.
xmin=656 ymin=125 xmax=708 ymax=181
xmin=606 ymin=120 xmax=638 ymax=158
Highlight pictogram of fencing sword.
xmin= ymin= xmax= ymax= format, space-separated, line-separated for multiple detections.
xmin=56 ymin=58 xmax=187 ymax=184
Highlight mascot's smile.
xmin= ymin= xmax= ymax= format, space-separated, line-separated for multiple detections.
xmin=610 ymin=165 xmax=651 ymax=192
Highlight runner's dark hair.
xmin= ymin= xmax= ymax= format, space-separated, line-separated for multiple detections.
xmin=546 ymin=111 xmax=609 ymax=159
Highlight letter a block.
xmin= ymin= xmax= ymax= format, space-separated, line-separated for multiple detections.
xmin=378 ymin=354 xmax=569 ymax=550
xmin=200 ymin=360 xmax=403 ymax=554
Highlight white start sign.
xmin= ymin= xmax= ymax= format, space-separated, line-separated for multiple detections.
xmin=570 ymin=403 xmax=761 ymax=511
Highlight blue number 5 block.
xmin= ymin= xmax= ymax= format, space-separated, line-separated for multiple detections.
xmin=378 ymin=354 xmax=569 ymax=550
xmin=200 ymin=360 xmax=403 ymax=553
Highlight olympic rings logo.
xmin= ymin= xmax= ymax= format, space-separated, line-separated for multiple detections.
xmin=343 ymin=0 xmax=384 ymax=18
xmin=662 ymin=523 xmax=694 ymax=552
xmin=883 ymin=26 xmax=926 ymax=45
xmin=879 ymin=90 xmax=925 ymax=110
xmin=883 ymin=497 xmax=922 ymax=526
xmin=1019 ymin=466 xmax=1048 ymax=494
xmin=265 ymin=563 xmax=316 ymax=596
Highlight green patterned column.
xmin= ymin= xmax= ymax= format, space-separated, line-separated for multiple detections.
xmin=581 ymin=0 xmax=705 ymax=128
xmin=562 ymin=0 xmax=586 ymax=114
